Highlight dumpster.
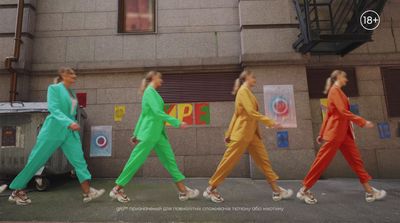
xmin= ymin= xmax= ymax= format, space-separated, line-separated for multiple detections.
xmin=0 ymin=102 xmax=87 ymax=190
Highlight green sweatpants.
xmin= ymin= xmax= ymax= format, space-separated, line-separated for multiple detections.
xmin=9 ymin=131 xmax=91 ymax=190
xmin=116 ymin=135 xmax=185 ymax=187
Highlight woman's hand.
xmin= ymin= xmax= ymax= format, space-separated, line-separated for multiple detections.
xmin=270 ymin=123 xmax=283 ymax=129
xmin=180 ymin=122 xmax=188 ymax=129
xmin=68 ymin=122 xmax=80 ymax=131
xmin=224 ymin=137 xmax=231 ymax=144
xmin=129 ymin=136 xmax=139 ymax=146
xmin=316 ymin=135 xmax=323 ymax=145
xmin=364 ymin=121 xmax=374 ymax=128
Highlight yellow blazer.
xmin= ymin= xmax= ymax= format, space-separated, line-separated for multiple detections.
xmin=225 ymin=85 xmax=275 ymax=142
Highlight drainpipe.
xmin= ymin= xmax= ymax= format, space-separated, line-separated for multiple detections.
xmin=4 ymin=0 xmax=24 ymax=103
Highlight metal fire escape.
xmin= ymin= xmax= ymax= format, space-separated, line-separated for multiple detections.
xmin=292 ymin=0 xmax=387 ymax=56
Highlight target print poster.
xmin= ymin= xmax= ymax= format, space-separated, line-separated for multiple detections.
xmin=90 ymin=126 xmax=112 ymax=157
xmin=263 ymin=85 xmax=297 ymax=128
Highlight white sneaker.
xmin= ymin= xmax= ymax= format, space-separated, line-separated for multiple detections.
xmin=109 ymin=187 xmax=131 ymax=203
xmin=203 ymin=186 xmax=224 ymax=203
xmin=272 ymin=187 xmax=293 ymax=201
xmin=83 ymin=187 xmax=105 ymax=203
xmin=366 ymin=187 xmax=386 ymax=202
xmin=8 ymin=190 xmax=32 ymax=206
xmin=0 ymin=184 xmax=7 ymax=194
xmin=296 ymin=187 xmax=317 ymax=205
xmin=178 ymin=186 xmax=200 ymax=201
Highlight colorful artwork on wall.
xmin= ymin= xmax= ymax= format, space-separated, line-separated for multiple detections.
xmin=263 ymin=85 xmax=297 ymax=128
xmin=90 ymin=126 xmax=112 ymax=157
xmin=165 ymin=103 xmax=210 ymax=126
xmin=277 ymin=131 xmax=289 ymax=148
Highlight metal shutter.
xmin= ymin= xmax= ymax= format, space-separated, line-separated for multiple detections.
xmin=158 ymin=73 xmax=237 ymax=103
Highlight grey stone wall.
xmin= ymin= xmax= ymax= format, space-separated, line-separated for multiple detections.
xmin=30 ymin=0 xmax=240 ymax=71
xmin=0 ymin=0 xmax=399 ymax=180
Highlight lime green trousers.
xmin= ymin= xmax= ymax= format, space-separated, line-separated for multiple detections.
xmin=116 ymin=135 xmax=185 ymax=187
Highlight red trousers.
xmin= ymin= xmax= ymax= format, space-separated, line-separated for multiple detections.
xmin=303 ymin=134 xmax=372 ymax=189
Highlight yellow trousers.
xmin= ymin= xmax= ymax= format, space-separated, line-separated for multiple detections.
xmin=209 ymin=135 xmax=279 ymax=187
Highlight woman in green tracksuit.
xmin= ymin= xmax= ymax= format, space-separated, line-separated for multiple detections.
xmin=109 ymin=71 xmax=199 ymax=203
xmin=7 ymin=67 xmax=104 ymax=206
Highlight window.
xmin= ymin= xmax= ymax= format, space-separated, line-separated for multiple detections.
xmin=118 ymin=0 xmax=156 ymax=33
xmin=306 ymin=67 xmax=359 ymax=99
xmin=382 ymin=68 xmax=400 ymax=117
xmin=158 ymin=73 xmax=238 ymax=103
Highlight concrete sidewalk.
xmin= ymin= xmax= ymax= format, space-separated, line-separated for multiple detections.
xmin=0 ymin=178 xmax=399 ymax=222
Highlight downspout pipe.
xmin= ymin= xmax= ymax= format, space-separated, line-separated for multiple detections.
xmin=4 ymin=0 xmax=24 ymax=103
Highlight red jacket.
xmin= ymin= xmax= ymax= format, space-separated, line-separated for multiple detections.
xmin=319 ymin=85 xmax=366 ymax=141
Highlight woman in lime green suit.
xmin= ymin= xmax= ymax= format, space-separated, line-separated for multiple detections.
xmin=109 ymin=71 xmax=199 ymax=203
xmin=7 ymin=67 xmax=104 ymax=206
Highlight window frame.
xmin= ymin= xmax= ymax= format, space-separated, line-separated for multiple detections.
xmin=118 ymin=0 xmax=157 ymax=34
xmin=381 ymin=67 xmax=400 ymax=118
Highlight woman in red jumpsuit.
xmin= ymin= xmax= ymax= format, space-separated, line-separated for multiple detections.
xmin=297 ymin=70 xmax=386 ymax=204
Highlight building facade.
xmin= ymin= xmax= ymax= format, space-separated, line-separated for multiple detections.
xmin=0 ymin=0 xmax=399 ymax=179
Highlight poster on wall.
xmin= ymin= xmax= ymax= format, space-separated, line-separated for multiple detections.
xmin=90 ymin=126 xmax=112 ymax=157
xmin=378 ymin=122 xmax=391 ymax=139
xmin=350 ymin=104 xmax=360 ymax=115
xmin=276 ymin=131 xmax=289 ymax=148
xmin=321 ymin=98 xmax=360 ymax=119
xmin=165 ymin=102 xmax=210 ymax=126
xmin=263 ymin=85 xmax=297 ymax=128
xmin=114 ymin=105 xmax=126 ymax=122
xmin=320 ymin=98 xmax=328 ymax=119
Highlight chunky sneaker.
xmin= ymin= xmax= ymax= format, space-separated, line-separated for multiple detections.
xmin=8 ymin=190 xmax=32 ymax=206
xmin=0 ymin=184 xmax=7 ymax=194
xmin=178 ymin=186 xmax=200 ymax=201
xmin=296 ymin=187 xmax=317 ymax=205
xmin=365 ymin=187 xmax=387 ymax=202
xmin=83 ymin=187 xmax=105 ymax=203
xmin=272 ymin=187 xmax=293 ymax=201
xmin=109 ymin=187 xmax=131 ymax=203
xmin=203 ymin=186 xmax=224 ymax=203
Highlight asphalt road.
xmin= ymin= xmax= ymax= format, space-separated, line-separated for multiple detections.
xmin=0 ymin=178 xmax=399 ymax=222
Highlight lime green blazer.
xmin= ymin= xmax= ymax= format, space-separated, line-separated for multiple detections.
xmin=39 ymin=83 xmax=78 ymax=140
xmin=133 ymin=86 xmax=181 ymax=142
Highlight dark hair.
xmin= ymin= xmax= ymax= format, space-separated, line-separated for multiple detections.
xmin=232 ymin=70 xmax=252 ymax=95
xmin=324 ymin=70 xmax=346 ymax=94
xmin=54 ymin=67 xmax=75 ymax=84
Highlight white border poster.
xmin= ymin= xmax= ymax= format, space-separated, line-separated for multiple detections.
xmin=90 ymin=125 xmax=112 ymax=157
xmin=263 ymin=85 xmax=297 ymax=128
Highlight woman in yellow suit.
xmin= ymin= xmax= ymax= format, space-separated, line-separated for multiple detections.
xmin=203 ymin=70 xmax=293 ymax=203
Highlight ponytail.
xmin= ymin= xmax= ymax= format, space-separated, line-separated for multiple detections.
xmin=139 ymin=71 xmax=161 ymax=94
xmin=54 ymin=67 xmax=75 ymax=84
xmin=54 ymin=76 xmax=63 ymax=84
xmin=323 ymin=70 xmax=345 ymax=95
xmin=232 ymin=70 xmax=252 ymax=95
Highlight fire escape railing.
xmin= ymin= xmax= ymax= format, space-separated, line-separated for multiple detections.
xmin=293 ymin=0 xmax=387 ymax=55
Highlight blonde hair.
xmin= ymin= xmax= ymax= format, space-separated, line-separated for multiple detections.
xmin=232 ymin=70 xmax=253 ymax=95
xmin=139 ymin=71 xmax=162 ymax=94
xmin=54 ymin=67 xmax=75 ymax=84
xmin=324 ymin=70 xmax=346 ymax=94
